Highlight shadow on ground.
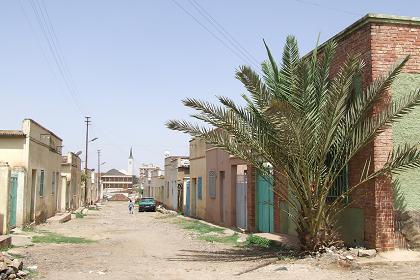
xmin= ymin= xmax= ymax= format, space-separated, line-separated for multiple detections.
xmin=167 ymin=247 xmax=282 ymax=262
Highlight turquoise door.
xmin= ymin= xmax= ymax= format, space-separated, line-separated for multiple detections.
xmin=185 ymin=179 xmax=190 ymax=216
xmin=9 ymin=175 xmax=18 ymax=228
xmin=256 ymin=173 xmax=274 ymax=232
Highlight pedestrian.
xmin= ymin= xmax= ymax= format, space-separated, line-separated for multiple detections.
xmin=128 ymin=199 xmax=134 ymax=214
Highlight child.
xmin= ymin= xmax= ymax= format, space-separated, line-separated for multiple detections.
xmin=128 ymin=199 xmax=134 ymax=214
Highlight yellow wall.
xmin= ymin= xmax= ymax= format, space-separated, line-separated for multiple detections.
xmin=189 ymin=138 xmax=207 ymax=219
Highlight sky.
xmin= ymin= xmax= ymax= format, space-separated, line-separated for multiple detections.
xmin=1 ymin=0 xmax=419 ymax=173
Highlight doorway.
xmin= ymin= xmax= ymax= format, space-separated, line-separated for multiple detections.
xmin=30 ymin=169 xmax=37 ymax=222
xmin=9 ymin=175 xmax=18 ymax=229
xmin=219 ymin=171 xmax=225 ymax=223
xmin=256 ymin=173 xmax=274 ymax=232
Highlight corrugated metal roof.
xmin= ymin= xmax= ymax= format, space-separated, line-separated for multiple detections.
xmin=0 ymin=130 xmax=26 ymax=137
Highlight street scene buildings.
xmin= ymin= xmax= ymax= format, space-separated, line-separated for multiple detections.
xmin=1 ymin=6 xmax=420 ymax=280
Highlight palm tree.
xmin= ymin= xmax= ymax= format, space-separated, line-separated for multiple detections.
xmin=166 ymin=36 xmax=420 ymax=252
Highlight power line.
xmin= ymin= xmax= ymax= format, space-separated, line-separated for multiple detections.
xmin=187 ymin=0 xmax=261 ymax=66
xmin=22 ymin=0 xmax=131 ymax=161
xmin=27 ymin=0 xmax=85 ymax=114
xmin=169 ymin=0 xmax=261 ymax=71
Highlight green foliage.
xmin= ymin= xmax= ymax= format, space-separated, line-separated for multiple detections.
xmin=22 ymin=225 xmax=35 ymax=232
xmin=245 ymin=235 xmax=272 ymax=248
xmin=75 ymin=212 xmax=86 ymax=219
xmin=175 ymin=218 xmax=224 ymax=234
xmin=32 ymin=231 xmax=94 ymax=244
xmin=199 ymin=233 xmax=239 ymax=245
xmin=167 ymin=35 xmax=420 ymax=252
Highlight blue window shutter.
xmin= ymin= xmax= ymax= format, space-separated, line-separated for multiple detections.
xmin=197 ymin=177 xmax=202 ymax=200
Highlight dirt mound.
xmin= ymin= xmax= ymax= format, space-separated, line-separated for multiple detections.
xmin=109 ymin=194 xmax=129 ymax=201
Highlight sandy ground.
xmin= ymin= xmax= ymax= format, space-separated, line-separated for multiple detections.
xmin=10 ymin=202 xmax=420 ymax=280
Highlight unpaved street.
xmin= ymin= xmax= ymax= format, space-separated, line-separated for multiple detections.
xmin=11 ymin=202 xmax=420 ymax=280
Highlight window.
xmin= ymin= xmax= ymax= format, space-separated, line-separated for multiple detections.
xmin=39 ymin=170 xmax=45 ymax=197
xmin=52 ymin=171 xmax=56 ymax=194
xmin=197 ymin=177 xmax=203 ymax=200
xmin=208 ymin=170 xmax=216 ymax=199
xmin=327 ymin=165 xmax=349 ymax=203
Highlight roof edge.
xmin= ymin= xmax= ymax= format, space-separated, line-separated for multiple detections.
xmin=305 ymin=13 xmax=420 ymax=58
xmin=0 ymin=130 xmax=26 ymax=137
xmin=24 ymin=118 xmax=63 ymax=141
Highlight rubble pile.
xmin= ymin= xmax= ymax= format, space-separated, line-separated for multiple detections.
xmin=314 ymin=246 xmax=377 ymax=269
xmin=156 ymin=205 xmax=177 ymax=215
xmin=0 ymin=252 xmax=28 ymax=279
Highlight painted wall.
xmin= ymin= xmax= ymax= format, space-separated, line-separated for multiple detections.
xmin=392 ymin=73 xmax=420 ymax=210
xmin=60 ymin=152 xmax=82 ymax=211
xmin=163 ymin=156 xmax=189 ymax=211
xmin=0 ymin=164 xmax=11 ymax=235
xmin=0 ymin=119 xmax=63 ymax=226
xmin=0 ymin=137 xmax=26 ymax=167
xmin=205 ymin=147 xmax=245 ymax=227
xmin=24 ymin=119 xmax=63 ymax=224
xmin=189 ymin=138 xmax=207 ymax=219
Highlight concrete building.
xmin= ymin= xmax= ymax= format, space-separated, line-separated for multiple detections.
xmin=101 ymin=169 xmax=134 ymax=190
xmin=139 ymin=164 xmax=161 ymax=197
xmin=0 ymin=119 xmax=63 ymax=226
xmin=188 ymin=138 xmax=209 ymax=219
xmin=59 ymin=152 xmax=82 ymax=211
xmin=88 ymin=170 xmax=101 ymax=204
xmin=149 ymin=169 xmax=165 ymax=203
xmin=205 ymin=147 xmax=247 ymax=228
xmin=163 ymin=156 xmax=190 ymax=212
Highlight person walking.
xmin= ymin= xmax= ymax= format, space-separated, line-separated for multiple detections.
xmin=128 ymin=199 xmax=134 ymax=214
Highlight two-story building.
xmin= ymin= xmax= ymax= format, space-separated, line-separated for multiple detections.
xmin=0 ymin=119 xmax=63 ymax=227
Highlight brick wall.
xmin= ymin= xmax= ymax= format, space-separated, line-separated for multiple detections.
xmin=325 ymin=18 xmax=420 ymax=250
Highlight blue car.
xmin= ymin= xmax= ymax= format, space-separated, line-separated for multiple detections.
xmin=138 ymin=197 xmax=156 ymax=212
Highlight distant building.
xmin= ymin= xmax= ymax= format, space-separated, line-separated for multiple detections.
xmin=163 ymin=156 xmax=190 ymax=212
xmin=139 ymin=164 xmax=161 ymax=196
xmin=150 ymin=169 xmax=165 ymax=202
xmin=101 ymin=169 xmax=134 ymax=190
xmin=127 ymin=147 xmax=134 ymax=176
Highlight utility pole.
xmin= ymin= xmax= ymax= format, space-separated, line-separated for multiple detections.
xmin=84 ymin=116 xmax=91 ymax=206
xmin=97 ymin=149 xmax=101 ymax=202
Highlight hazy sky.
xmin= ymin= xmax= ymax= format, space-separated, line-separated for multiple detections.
xmin=1 ymin=0 xmax=418 ymax=173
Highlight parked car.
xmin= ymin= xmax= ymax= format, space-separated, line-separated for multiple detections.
xmin=138 ymin=197 xmax=156 ymax=212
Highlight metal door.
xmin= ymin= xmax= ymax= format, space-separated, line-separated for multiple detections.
xmin=185 ymin=179 xmax=190 ymax=215
xmin=9 ymin=175 xmax=18 ymax=228
xmin=236 ymin=174 xmax=247 ymax=229
xmin=256 ymin=173 xmax=274 ymax=232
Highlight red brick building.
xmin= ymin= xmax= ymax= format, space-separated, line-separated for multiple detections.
xmin=246 ymin=14 xmax=420 ymax=251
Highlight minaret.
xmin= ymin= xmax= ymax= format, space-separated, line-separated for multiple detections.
xmin=128 ymin=147 xmax=134 ymax=175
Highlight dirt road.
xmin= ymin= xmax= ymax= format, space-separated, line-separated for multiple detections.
xmin=11 ymin=202 xmax=420 ymax=280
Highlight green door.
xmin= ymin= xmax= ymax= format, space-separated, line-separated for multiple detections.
xmin=9 ymin=175 xmax=18 ymax=228
xmin=256 ymin=173 xmax=274 ymax=232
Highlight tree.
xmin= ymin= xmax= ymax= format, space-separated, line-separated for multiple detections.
xmin=166 ymin=36 xmax=420 ymax=252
